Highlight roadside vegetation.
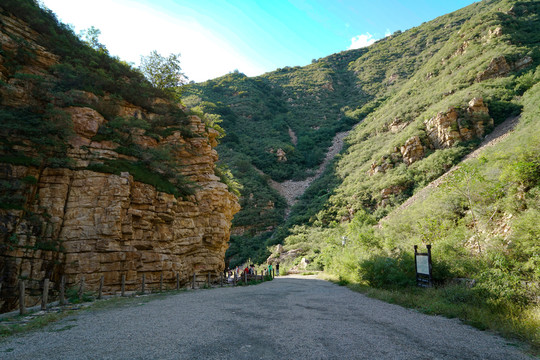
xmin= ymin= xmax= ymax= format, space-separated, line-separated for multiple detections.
xmin=187 ymin=0 xmax=539 ymax=350
xmin=280 ymin=83 xmax=540 ymax=351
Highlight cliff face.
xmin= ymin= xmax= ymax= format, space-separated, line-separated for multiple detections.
xmin=0 ymin=11 xmax=239 ymax=312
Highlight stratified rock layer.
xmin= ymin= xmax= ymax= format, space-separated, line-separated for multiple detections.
xmin=0 ymin=112 xmax=239 ymax=312
xmin=0 ymin=11 xmax=239 ymax=312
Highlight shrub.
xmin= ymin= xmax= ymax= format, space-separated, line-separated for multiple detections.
xmin=359 ymin=253 xmax=416 ymax=288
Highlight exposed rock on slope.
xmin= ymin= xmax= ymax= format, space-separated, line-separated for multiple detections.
xmin=425 ymin=98 xmax=494 ymax=149
xmin=0 ymin=11 xmax=239 ymax=312
xmin=476 ymin=55 xmax=532 ymax=82
xmin=370 ymin=98 xmax=493 ymax=178
xmin=400 ymin=136 xmax=425 ymax=165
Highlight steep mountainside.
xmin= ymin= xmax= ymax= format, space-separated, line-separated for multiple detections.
xmin=185 ymin=0 xmax=540 ymax=346
xmin=0 ymin=1 xmax=239 ymax=312
xmin=185 ymin=0 xmax=539 ymax=266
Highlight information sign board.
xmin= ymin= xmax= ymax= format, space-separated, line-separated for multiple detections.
xmin=416 ymin=254 xmax=430 ymax=275
xmin=414 ymin=245 xmax=433 ymax=287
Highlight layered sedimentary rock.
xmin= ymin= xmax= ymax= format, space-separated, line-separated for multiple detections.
xmin=425 ymin=98 xmax=494 ymax=149
xmin=1 ymin=115 xmax=239 ymax=312
xmin=0 ymin=12 xmax=239 ymax=312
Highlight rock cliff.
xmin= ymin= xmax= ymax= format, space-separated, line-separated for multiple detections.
xmin=0 ymin=11 xmax=239 ymax=312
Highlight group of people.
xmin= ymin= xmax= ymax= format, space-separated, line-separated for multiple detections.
xmin=225 ymin=262 xmax=280 ymax=283
xmin=267 ymin=263 xmax=280 ymax=276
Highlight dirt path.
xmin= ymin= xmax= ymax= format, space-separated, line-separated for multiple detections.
xmin=382 ymin=115 xmax=520 ymax=222
xmin=0 ymin=276 xmax=530 ymax=359
xmin=270 ymin=131 xmax=349 ymax=210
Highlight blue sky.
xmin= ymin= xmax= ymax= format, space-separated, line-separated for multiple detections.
xmin=40 ymin=0 xmax=478 ymax=82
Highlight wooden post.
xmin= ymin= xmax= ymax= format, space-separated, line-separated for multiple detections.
xmin=160 ymin=273 xmax=163 ymax=292
xmin=121 ymin=274 xmax=126 ymax=297
xmin=98 ymin=276 xmax=104 ymax=300
xmin=220 ymin=272 xmax=223 ymax=287
xmin=19 ymin=280 xmax=26 ymax=315
xmin=273 ymin=269 xmax=275 ymax=279
xmin=176 ymin=273 xmax=180 ymax=290
xmin=59 ymin=275 xmax=65 ymax=306
xmin=244 ymin=272 xmax=247 ymax=285
xmin=141 ymin=274 xmax=146 ymax=294
xmin=41 ymin=278 xmax=49 ymax=311
xmin=192 ymin=273 xmax=196 ymax=289
xmin=207 ymin=272 xmax=211 ymax=287
xmin=78 ymin=276 xmax=85 ymax=301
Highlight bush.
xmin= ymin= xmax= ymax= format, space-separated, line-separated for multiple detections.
xmin=359 ymin=253 xmax=416 ymax=288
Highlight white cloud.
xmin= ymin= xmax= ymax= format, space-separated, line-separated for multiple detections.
xmin=348 ymin=33 xmax=377 ymax=49
xmin=385 ymin=28 xmax=392 ymax=37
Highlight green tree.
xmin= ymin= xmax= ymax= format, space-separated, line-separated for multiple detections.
xmin=79 ymin=26 xmax=107 ymax=53
xmin=139 ymin=51 xmax=188 ymax=92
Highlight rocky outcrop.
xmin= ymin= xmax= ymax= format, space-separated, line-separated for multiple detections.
xmin=380 ymin=185 xmax=407 ymax=207
xmin=276 ymin=148 xmax=287 ymax=162
xmin=476 ymin=55 xmax=533 ymax=82
xmin=0 ymin=11 xmax=239 ymax=312
xmin=368 ymin=161 xmax=393 ymax=176
xmin=388 ymin=117 xmax=409 ymax=133
xmin=266 ymin=245 xmax=303 ymax=266
xmin=368 ymin=149 xmax=402 ymax=176
xmin=0 ymin=112 xmax=239 ymax=312
xmin=466 ymin=97 xmax=493 ymax=138
xmin=372 ymin=98 xmax=493 ymax=175
xmin=268 ymin=148 xmax=287 ymax=162
xmin=0 ymin=14 xmax=59 ymax=80
xmin=425 ymin=98 xmax=494 ymax=149
xmin=425 ymin=107 xmax=461 ymax=148
xmin=483 ymin=27 xmax=502 ymax=43
xmin=400 ymin=136 xmax=425 ymax=165
xmin=453 ymin=41 xmax=470 ymax=57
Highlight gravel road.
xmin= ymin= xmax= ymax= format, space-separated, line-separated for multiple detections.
xmin=0 ymin=275 xmax=533 ymax=359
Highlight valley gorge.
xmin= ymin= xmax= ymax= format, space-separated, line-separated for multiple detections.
xmin=0 ymin=1 xmax=539 ymax=350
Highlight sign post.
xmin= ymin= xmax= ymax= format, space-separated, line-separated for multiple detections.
xmin=414 ymin=245 xmax=433 ymax=287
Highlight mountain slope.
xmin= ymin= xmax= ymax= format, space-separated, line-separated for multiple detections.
xmin=185 ymin=0 xmax=539 ymax=266
xmin=271 ymin=0 xmax=540 ymax=348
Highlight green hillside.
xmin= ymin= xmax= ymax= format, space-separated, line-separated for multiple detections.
xmin=186 ymin=0 xmax=539 ymax=349
xmin=185 ymin=0 xmax=539 ymax=263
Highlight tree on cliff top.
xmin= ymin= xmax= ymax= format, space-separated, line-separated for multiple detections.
xmin=78 ymin=26 xmax=107 ymax=54
xmin=140 ymin=51 xmax=188 ymax=96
